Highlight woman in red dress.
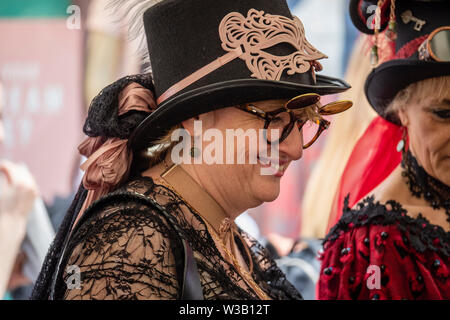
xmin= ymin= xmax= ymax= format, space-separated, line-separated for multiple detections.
xmin=318 ymin=0 xmax=449 ymax=300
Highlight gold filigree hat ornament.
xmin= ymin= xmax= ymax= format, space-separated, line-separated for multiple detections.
xmin=128 ymin=0 xmax=351 ymax=151
xmin=220 ymin=10 xmax=326 ymax=82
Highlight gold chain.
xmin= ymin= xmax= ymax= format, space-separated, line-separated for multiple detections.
xmin=390 ymin=0 xmax=396 ymax=22
xmin=154 ymin=173 xmax=271 ymax=300
xmin=202 ymin=219 xmax=271 ymax=300
xmin=374 ymin=0 xmax=384 ymax=45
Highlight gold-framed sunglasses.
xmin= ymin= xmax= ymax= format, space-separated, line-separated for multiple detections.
xmin=235 ymin=93 xmax=352 ymax=149
xmin=418 ymin=26 xmax=450 ymax=62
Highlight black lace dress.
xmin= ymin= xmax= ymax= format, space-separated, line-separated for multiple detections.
xmin=51 ymin=175 xmax=302 ymax=300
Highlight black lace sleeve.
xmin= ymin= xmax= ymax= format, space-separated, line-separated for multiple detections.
xmin=60 ymin=195 xmax=184 ymax=300
xmin=241 ymin=231 xmax=303 ymax=300
xmin=50 ymin=176 xmax=303 ymax=300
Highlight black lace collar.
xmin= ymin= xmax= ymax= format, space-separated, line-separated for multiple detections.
xmin=401 ymin=150 xmax=450 ymax=222
xmin=323 ymin=196 xmax=450 ymax=257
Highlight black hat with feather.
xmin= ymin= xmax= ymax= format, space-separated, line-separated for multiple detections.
xmin=117 ymin=0 xmax=351 ymax=151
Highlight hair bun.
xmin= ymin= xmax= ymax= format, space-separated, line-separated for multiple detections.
xmin=83 ymin=74 xmax=155 ymax=139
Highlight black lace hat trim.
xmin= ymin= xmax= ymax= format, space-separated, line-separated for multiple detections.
xmin=83 ymin=74 xmax=155 ymax=139
xmin=323 ymin=195 xmax=450 ymax=257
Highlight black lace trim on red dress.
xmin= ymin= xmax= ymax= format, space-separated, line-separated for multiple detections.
xmin=323 ymin=195 xmax=450 ymax=257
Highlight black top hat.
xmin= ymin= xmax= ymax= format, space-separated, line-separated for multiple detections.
xmin=128 ymin=0 xmax=350 ymax=151
xmin=349 ymin=0 xmax=450 ymax=124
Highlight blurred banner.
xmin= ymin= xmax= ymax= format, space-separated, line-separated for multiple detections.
xmin=0 ymin=1 xmax=84 ymax=203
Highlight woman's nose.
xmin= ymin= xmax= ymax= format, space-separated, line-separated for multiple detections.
xmin=279 ymin=126 xmax=303 ymax=161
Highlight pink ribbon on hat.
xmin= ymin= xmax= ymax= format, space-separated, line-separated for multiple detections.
xmin=72 ymin=82 xmax=156 ymax=230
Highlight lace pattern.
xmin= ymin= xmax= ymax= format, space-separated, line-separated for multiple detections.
xmin=83 ymin=74 xmax=155 ymax=139
xmin=319 ymin=195 xmax=449 ymax=300
xmin=53 ymin=176 xmax=301 ymax=300
xmin=324 ymin=195 xmax=450 ymax=257
xmin=401 ymin=150 xmax=450 ymax=222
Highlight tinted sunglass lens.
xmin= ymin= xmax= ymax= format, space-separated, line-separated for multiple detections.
xmin=430 ymin=28 xmax=450 ymax=62
xmin=319 ymin=100 xmax=353 ymax=115
xmin=286 ymin=93 xmax=320 ymax=110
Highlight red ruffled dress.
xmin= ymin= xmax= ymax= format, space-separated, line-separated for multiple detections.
xmin=318 ymin=196 xmax=449 ymax=300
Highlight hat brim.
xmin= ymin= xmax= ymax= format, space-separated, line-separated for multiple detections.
xmin=365 ymin=59 xmax=450 ymax=124
xmin=129 ymin=74 xmax=350 ymax=151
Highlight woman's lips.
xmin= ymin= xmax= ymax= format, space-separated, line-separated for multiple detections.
xmin=257 ymin=155 xmax=288 ymax=177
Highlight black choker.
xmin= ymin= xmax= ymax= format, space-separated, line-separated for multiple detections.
xmin=401 ymin=150 xmax=450 ymax=223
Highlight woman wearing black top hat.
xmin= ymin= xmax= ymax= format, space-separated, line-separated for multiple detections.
xmin=31 ymin=0 xmax=352 ymax=300
xmin=319 ymin=0 xmax=449 ymax=300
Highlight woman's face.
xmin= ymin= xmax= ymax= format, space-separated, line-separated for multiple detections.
xmin=193 ymin=99 xmax=306 ymax=213
xmin=399 ymin=97 xmax=450 ymax=185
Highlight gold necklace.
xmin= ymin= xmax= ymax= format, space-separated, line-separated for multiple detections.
xmin=156 ymin=179 xmax=270 ymax=299
xmin=157 ymin=161 xmax=271 ymax=300
xmin=201 ymin=218 xmax=271 ymax=300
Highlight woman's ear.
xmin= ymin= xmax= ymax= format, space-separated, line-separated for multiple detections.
xmin=397 ymin=106 xmax=410 ymax=127
xmin=199 ymin=111 xmax=215 ymax=129
xmin=181 ymin=117 xmax=196 ymax=136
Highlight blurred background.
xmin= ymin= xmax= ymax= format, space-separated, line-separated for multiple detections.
xmin=0 ymin=0 xmax=376 ymax=299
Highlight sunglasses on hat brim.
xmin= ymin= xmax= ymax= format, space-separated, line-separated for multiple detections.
xmin=419 ymin=26 xmax=450 ymax=62
xmin=285 ymin=93 xmax=353 ymax=115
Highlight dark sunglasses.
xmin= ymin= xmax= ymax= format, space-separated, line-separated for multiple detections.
xmin=235 ymin=93 xmax=352 ymax=149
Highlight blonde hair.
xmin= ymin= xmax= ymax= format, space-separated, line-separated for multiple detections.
xmin=300 ymin=35 xmax=377 ymax=239
xmin=385 ymin=76 xmax=450 ymax=120
xmin=140 ymin=124 xmax=183 ymax=167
